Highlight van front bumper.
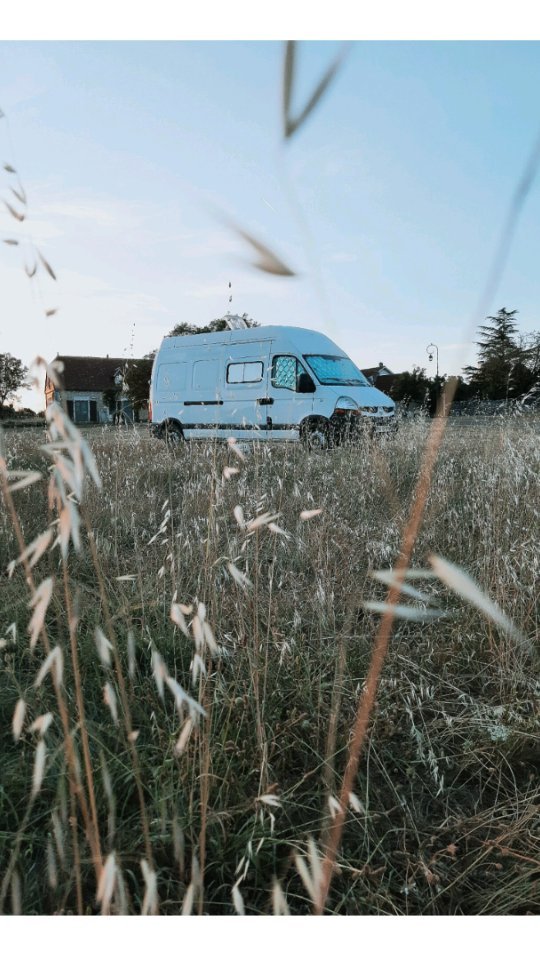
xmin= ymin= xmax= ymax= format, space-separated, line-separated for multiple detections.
xmin=368 ymin=416 xmax=398 ymax=435
xmin=330 ymin=412 xmax=396 ymax=441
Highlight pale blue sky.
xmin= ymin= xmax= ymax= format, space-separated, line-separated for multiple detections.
xmin=1 ymin=40 xmax=540 ymax=408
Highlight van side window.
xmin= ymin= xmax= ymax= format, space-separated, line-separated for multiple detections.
xmin=227 ymin=361 xmax=264 ymax=384
xmin=271 ymin=356 xmax=300 ymax=391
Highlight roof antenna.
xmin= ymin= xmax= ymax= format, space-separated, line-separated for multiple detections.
xmin=223 ymin=280 xmax=249 ymax=330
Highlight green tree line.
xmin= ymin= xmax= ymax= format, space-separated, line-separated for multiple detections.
xmin=388 ymin=308 xmax=539 ymax=410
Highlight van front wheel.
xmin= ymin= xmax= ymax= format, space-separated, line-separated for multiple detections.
xmin=301 ymin=419 xmax=331 ymax=451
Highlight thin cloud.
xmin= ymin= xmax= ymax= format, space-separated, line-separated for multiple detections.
xmin=36 ymin=195 xmax=143 ymax=231
xmin=39 ymin=200 xmax=123 ymax=228
xmin=329 ymin=252 xmax=358 ymax=263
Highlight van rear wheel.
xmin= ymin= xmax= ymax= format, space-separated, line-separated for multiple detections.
xmin=163 ymin=422 xmax=184 ymax=447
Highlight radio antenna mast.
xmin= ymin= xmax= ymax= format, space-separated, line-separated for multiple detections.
xmin=223 ymin=280 xmax=249 ymax=330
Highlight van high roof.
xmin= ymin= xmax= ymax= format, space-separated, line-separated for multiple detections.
xmin=163 ymin=325 xmax=346 ymax=352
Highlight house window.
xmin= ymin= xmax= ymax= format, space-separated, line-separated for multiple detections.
xmin=227 ymin=361 xmax=264 ymax=384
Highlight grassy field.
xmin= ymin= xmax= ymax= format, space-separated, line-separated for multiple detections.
xmin=0 ymin=413 xmax=539 ymax=915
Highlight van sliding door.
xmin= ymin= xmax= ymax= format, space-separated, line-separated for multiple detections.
xmin=220 ymin=341 xmax=272 ymax=439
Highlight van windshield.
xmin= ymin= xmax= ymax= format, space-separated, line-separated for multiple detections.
xmin=304 ymin=355 xmax=370 ymax=387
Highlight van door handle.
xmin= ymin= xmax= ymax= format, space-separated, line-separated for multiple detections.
xmin=257 ymin=397 xmax=274 ymax=405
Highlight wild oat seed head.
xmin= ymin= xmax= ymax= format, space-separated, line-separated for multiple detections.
xmin=12 ymin=698 xmax=26 ymax=742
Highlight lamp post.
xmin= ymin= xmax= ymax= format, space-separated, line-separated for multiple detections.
xmin=426 ymin=343 xmax=439 ymax=379
xmin=426 ymin=343 xmax=445 ymax=416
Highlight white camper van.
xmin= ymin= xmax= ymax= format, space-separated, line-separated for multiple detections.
xmin=149 ymin=324 xmax=395 ymax=446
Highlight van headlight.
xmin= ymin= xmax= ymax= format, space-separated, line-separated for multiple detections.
xmin=334 ymin=397 xmax=360 ymax=416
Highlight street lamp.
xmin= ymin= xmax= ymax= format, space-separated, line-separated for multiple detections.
xmin=426 ymin=343 xmax=439 ymax=378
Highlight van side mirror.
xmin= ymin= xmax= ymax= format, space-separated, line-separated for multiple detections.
xmin=297 ymin=372 xmax=315 ymax=394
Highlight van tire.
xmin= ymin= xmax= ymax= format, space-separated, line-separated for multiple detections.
xmin=163 ymin=421 xmax=184 ymax=447
xmin=300 ymin=418 xmax=331 ymax=451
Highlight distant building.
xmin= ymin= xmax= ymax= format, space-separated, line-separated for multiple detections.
xmin=361 ymin=362 xmax=399 ymax=395
xmin=45 ymin=355 xmax=147 ymax=424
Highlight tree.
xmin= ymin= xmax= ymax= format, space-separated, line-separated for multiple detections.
xmin=451 ymin=376 xmax=474 ymax=402
xmin=123 ymin=353 xmax=155 ymax=412
xmin=168 ymin=314 xmax=259 ymax=337
xmin=0 ymin=353 xmax=29 ymax=414
xmin=517 ymin=330 xmax=540 ymax=395
xmin=389 ymin=366 xmax=431 ymax=407
xmin=464 ymin=308 xmax=536 ymax=400
xmin=388 ymin=366 xmax=454 ymax=416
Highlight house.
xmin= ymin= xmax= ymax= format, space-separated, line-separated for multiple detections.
xmin=361 ymin=362 xmax=393 ymax=381
xmin=45 ymin=355 xmax=148 ymax=424
xmin=361 ymin=362 xmax=399 ymax=396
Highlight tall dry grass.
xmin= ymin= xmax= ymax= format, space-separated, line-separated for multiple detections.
xmin=1 ymin=414 xmax=538 ymax=914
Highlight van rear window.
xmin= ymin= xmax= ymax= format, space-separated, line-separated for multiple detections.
xmin=227 ymin=361 xmax=263 ymax=384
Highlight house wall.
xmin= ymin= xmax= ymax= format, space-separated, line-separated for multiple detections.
xmin=45 ymin=386 xmax=145 ymax=423
xmin=60 ymin=390 xmax=112 ymax=423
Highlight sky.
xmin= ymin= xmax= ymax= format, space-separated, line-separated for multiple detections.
xmin=1 ymin=25 xmax=540 ymax=409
